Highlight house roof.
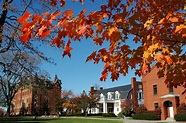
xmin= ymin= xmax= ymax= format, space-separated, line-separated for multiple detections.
xmin=95 ymin=84 xmax=132 ymax=99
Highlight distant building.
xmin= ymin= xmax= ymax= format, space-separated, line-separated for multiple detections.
xmin=89 ymin=77 xmax=143 ymax=115
xmin=142 ymin=65 xmax=186 ymax=120
xmin=11 ymin=74 xmax=62 ymax=115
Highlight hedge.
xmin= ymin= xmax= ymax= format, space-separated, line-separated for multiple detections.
xmin=102 ymin=113 xmax=117 ymax=117
xmin=132 ymin=112 xmax=161 ymax=120
xmin=174 ymin=113 xmax=186 ymax=121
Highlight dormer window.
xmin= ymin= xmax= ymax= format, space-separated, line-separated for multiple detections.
xmin=116 ymin=94 xmax=119 ymax=99
xmin=108 ymin=95 xmax=111 ymax=100
xmin=115 ymin=91 xmax=120 ymax=99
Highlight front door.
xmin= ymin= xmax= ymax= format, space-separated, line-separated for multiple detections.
xmin=168 ymin=106 xmax=174 ymax=118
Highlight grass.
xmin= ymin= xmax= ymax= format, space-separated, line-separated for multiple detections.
xmin=0 ymin=116 xmax=123 ymax=123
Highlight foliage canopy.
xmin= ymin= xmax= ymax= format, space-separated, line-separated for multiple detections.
xmin=18 ymin=0 xmax=186 ymax=87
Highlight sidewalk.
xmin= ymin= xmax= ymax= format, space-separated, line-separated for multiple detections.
xmin=123 ymin=117 xmax=186 ymax=123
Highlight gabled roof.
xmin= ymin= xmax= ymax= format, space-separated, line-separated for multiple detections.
xmin=95 ymin=84 xmax=131 ymax=94
xmin=95 ymin=84 xmax=132 ymax=99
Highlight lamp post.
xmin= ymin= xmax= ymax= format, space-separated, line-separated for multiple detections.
xmin=33 ymin=95 xmax=37 ymax=119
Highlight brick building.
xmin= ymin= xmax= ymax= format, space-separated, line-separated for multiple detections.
xmin=89 ymin=77 xmax=143 ymax=115
xmin=142 ymin=65 xmax=186 ymax=120
xmin=11 ymin=74 xmax=62 ymax=115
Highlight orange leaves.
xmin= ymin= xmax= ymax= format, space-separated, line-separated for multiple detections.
xmin=108 ymin=26 xmax=118 ymax=36
xmin=18 ymin=11 xmax=31 ymax=23
xmin=52 ymin=37 xmax=63 ymax=47
xmin=60 ymin=0 xmax=66 ymax=6
xmin=51 ymin=0 xmax=58 ymax=6
xmin=144 ymin=19 xmax=153 ymax=29
xmin=63 ymin=9 xmax=73 ymax=18
xmin=16 ymin=0 xmax=186 ymax=85
xmin=173 ymin=24 xmax=186 ymax=37
xmin=86 ymin=51 xmax=96 ymax=62
xmin=51 ymin=0 xmax=66 ymax=6
xmin=62 ymin=40 xmax=73 ymax=57
xmin=20 ymin=31 xmax=31 ymax=43
xmin=154 ymin=53 xmax=173 ymax=65
xmin=78 ymin=24 xmax=90 ymax=35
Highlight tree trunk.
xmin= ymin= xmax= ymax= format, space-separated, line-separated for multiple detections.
xmin=89 ymin=107 xmax=92 ymax=114
xmin=6 ymin=101 xmax=11 ymax=117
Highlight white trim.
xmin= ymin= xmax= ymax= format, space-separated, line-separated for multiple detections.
xmin=160 ymin=94 xmax=180 ymax=98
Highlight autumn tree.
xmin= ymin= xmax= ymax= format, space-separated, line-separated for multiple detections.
xmin=17 ymin=0 xmax=186 ymax=88
xmin=0 ymin=0 xmax=57 ymax=61
xmin=61 ymin=90 xmax=74 ymax=114
xmin=71 ymin=90 xmax=99 ymax=115
xmin=88 ymin=95 xmax=99 ymax=114
xmin=73 ymin=90 xmax=90 ymax=115
xmin=121 ymin=99 xmax=134 ymax=116
xmin=0 ymin=52 xmax=41 ymax=116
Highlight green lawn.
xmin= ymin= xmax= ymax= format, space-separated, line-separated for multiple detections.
xmin=0 ymin=116 xmax=123 ymax=123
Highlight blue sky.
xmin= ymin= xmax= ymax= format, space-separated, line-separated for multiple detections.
xmin=40 ymin=0 xmax=141 ymax=94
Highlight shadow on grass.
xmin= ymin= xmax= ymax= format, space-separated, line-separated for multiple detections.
xmin=0 ymin=116 xmax=59 ymax=123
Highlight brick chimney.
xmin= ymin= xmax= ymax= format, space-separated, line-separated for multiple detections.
xmin=90 ymin=86 xmax=95 ymax=95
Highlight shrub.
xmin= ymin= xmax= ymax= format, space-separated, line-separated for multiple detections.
xmin=135 ymin=104 xmax=147 ymax=114
xmin=174 ymin=113 xmax=186 ymax=121
xmin=132 ymin=112 xmax=161 ymax=120
xmin=102 ymin=113 xmax=117 ymax=117
xmin=117 ymin=111 xmax=125 ymax=118
xmin=87 ymin=113 xmax=103 ymax=116
xmin=118 ymin=110 xmax=135 ymax=117
xmin=177 ymin=103 xmax=186 ymax=114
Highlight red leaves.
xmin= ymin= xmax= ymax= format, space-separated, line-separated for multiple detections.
xmin=20 ymin=31 xmax=31 ymax=43
xmin=86 ymin=51 xmax=96 ymax=62
xmin=60 ymin=0 xmax=66 ymax=6
xmin=51 ymin=0 xmax=58 ymax=6
xmin=52 ymin=37 xmax=63 ymax=47
xmin=18 ymin=11 xmax=31 ymax=23
xmin=63 ymin=9 xmax=73 ymax=18
xmin=62 ymin=40 xmax=73 ymax=57
xmin=17 ymin=0 xmax=186 ymax=86
xmin=78 ymin=24 xmax=90 ymax=35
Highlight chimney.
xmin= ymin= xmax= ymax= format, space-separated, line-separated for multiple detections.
xmin=90 ymin=86 xmax=94 ymax=94
xmin=131 ymin=77 xmax=136 ymax=88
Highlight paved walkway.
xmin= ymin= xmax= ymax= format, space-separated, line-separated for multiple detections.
xmin=123 ymin=117 xmax=186 ymax=123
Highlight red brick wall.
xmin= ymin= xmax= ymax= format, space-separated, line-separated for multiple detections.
xmin=12 ymin=85 xmax=61 ymax=115
xmin=12 ymin=88 xmax=33 ymax=115
xmin=142 ymin=66 xmax=186 ymax=111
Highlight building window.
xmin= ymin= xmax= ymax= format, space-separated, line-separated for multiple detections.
xmin=115 ymin=94 xmax=119 ymax=99
xmin=169 ymin=86 xmax=174 ymax=93
xmin=117 ymin=108 xmax=119 ymax=111
xmin=138 ymin=91 xmax=143 ymax=100
xmin=108 ymin=95 xmax=111 ymax=100
xmin=153 ymin=85 xmax=158 ymax=95
xmin=154 ymin=103 xmax=159 ymax=109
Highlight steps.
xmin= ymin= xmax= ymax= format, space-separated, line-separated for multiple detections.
xmin=166 ymin=117 xmax=174 ymax=121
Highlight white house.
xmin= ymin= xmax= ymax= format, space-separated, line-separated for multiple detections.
xmin=89 ymin=77 xmax=144 ymax=116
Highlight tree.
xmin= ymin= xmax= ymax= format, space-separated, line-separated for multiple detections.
xmin=0 ymin=86 xmax=6 ymax=107
xmin=71 ymin=90 xmax=99 ymax=115
xmin=0 ymin=52 xmax=41 ymax=116
xmin=61 ymin=90 xmax=75 ymax=114
xmin=88 ymin=92 xmax=99 ymax=114
xmin=74 ymin=90 xmax=90 ymax=115
xmin=17 ymin=0 xmax=186 ymax=88
xmin=0 ymin=0 xmax=56 ymax=61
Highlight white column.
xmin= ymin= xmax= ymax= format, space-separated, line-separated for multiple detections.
xmin=103 ymin=102 xmax=107 ymax=113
